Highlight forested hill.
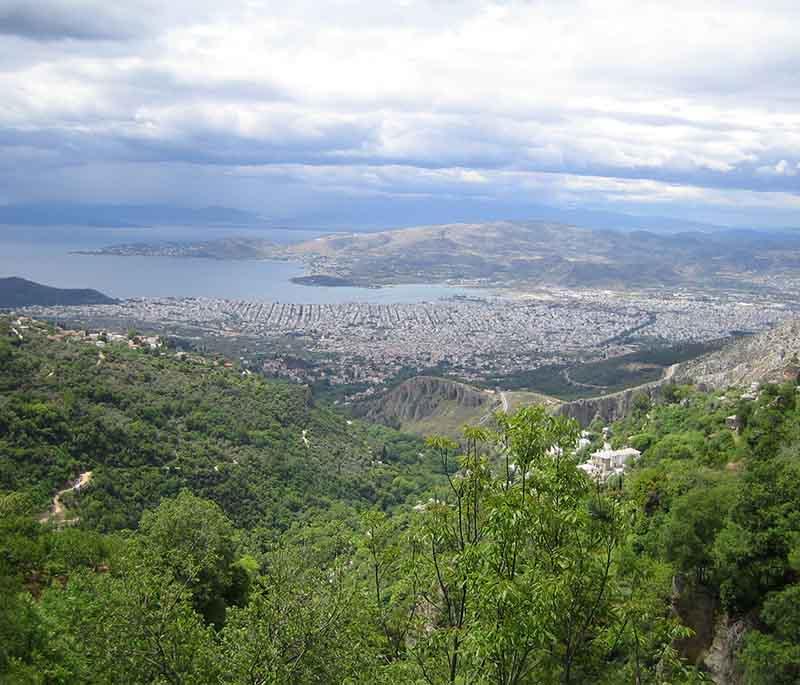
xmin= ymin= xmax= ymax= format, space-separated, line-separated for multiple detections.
xmin=0 ymin=277 xmax=117 ymax=308
xmin=3 ymin=315 xmax=800 ymax=683
xmin=601 ymin=380 xmax=800 ymax=682
xmin=0 ymin=316 xmax=433 ymax=532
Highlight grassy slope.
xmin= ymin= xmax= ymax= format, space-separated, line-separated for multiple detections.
xmin=0 ymin=317 xmax=438 ymax=534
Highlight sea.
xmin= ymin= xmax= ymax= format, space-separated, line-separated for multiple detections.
xmin=0 ymin=225 xmax=487 ymax=304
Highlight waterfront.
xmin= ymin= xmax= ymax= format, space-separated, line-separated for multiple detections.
xmin=0 ymin=225 xmax=488 ymax=303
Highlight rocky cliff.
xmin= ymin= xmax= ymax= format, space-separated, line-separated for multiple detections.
xmin=673 ymin=318 xmax=800 ymax=390
xmin=554 ymin=372 xmax=670 ymax=426
xmin=361 ymin=319 xmax=800 ymax=433
xmin=557 ymin=318 xmax=800 ymax=426
xmin=359 ymin=375 xmax=497 ymax=436
xmin=702 ymin=615 xmax=750 ymax=685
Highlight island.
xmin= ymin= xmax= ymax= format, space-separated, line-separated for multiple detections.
xmin=290 ymin=275 xmax=376 ymax=288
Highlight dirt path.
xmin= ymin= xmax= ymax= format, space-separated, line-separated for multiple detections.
xmin=40 ymin=471 xmax=93 ymax=525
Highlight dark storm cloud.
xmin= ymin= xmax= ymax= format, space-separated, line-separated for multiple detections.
xmin=0 ymin=1 xmax=148 ymax=41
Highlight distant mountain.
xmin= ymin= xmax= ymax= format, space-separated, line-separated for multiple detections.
xmin=76 ymin=237 xmax=278 ymax=260
xmin=79 ymin=219 xmax=800 ymax=290
xmin=285 ymin=220 xmax=800 ymax=289
xmin=0 ymin=277 xmax=117 ymax=308
xmin=0 ymin=203 xmax=261 ymax=227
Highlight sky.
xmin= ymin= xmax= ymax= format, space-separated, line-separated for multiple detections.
xmin=1 ymin=0 xmax=799 ymax=229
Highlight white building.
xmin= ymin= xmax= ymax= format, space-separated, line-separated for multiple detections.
xmin=578 ymin=444 xmax=641 ymax=482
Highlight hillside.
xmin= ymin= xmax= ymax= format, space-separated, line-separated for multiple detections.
xmin=552 ymin=322 xmax=800 ymax=426
xmin=358 ymin=375 xmax=562 ymax=436
xmin=0 ymin=277 xmax=117 ymax=308
xmin=675 ymin=317 xmax=800 ymax=389
xmin=357 ymin=375 xmax=499 ymax=436
xmin=288 ymin=221 xmax=800 ymax=289
xmin=0 ymin=316 xmax=435 ymax=532
xmin=356 ymin=322 xmax=800 ymax=434
xmin=81 ymin=220 xmax=800 ymax=290
xmin=3 ymin=315 xmax=800 ymax=683
xmin=607 ymin=376 xmax=800 ymax=682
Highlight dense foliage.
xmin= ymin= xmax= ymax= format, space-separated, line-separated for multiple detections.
xmin=615 ymin=379 xmax=800 ymax=682
xmin=2 ymin=316 xmax=800 ymax=683
xmin=0 ymin=318 xmax=439 ymax=533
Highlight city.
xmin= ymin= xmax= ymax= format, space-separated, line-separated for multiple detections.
xmin=19 ymin=288 xmax=796 ymax=397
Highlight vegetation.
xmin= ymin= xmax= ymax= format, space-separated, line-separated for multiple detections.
xmin=0 ymin=318 xmax=440 ymax=534
xmin=487 ymin=340 xmax=728 ymax=400
xmin=2 ymin=316 xmax=800 ymax=683
xmin=614 ymin=378 xmax=800 ymax=681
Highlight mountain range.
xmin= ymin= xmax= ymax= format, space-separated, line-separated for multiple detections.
xmin=287 ymin=221 xmax=800 ymax=289
xmin=80 ymin=219 xmax=800 ymax=290
xmin=0 ymin=203 xmax=261 ymax=227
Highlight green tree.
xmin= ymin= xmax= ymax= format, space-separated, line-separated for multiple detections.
xmin=661 ymin=481 xmax=736 ymax=584
xmin=368 ymin=407 xmax=695 ymax=684
xmin=741 ymin=585 xmax=800 ymax=684
xmin=714 ymin=459 xmax=800 ymax=612
xmin=137 ymin=490 xmax=243 ymax=624
xmin=39 ymin=564 xmax=220 ymax=685
xmin=220 ymin=547 xmax=377 ymax=684
xmin=632 ymin=392 xmax=652 ymax=416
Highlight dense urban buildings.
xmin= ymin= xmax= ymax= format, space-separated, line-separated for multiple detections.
xmin=20 ymin=289 xmax=795 ymax=396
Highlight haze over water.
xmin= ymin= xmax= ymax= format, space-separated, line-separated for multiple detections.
xmin=0 ymin=226 xmax=486 ymax=304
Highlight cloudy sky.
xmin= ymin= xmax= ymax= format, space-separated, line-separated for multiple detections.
xmin=1 ymin=0 xmax=799 ymax=228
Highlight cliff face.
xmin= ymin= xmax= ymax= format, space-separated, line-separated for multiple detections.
xmin=361 ymin=319 xmax=800 ymax=432
xmin=672 ymin=576 xmax=719 ymax=667
xmin=359 ymin=376 xmax=496 ymax=436
xmin=670 ymin=576 xmax=749 ymax=685
xmin=554 ymin=374 xmax=668 ymax=426
xmin=557 ymin=318 xmax=800 ymax=426
xmin=703 ymin=615 xmax=750 ymax=685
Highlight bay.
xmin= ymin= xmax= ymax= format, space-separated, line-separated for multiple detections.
xmin=0 ymin=225 xmax=488 ymax=303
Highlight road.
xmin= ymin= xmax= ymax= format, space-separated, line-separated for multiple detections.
xmin=562 ymin=368 xmax=608 ymax=391
xmin=478 ymin=391 xmax=509 ymax=426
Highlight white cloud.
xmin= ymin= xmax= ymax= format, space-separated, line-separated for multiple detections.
xmin=0 ymin=0 xmax=799 ymax=223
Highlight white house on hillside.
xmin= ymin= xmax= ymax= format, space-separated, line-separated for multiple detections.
xmin=578 ymin=444 xmax=641 ymax=482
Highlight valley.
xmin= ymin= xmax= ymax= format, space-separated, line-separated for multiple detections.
xmin=5 ymin=311 xmax=800 ymax=684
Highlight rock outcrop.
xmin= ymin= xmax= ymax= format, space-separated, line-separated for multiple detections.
xmin=671 ymin=575 xmax=718 ymax=664
xmin=557 ymin=318 xmax=800 ymax=426
xmin=674 ymin=318 xmax=800 ymax=390
xmin=703 ymin=615 xmax=751 ymax=685
xmin=358 ymin=375 xmax=496 ymax=435
xmin=554 ymin=369 xmax=673 ymax=426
